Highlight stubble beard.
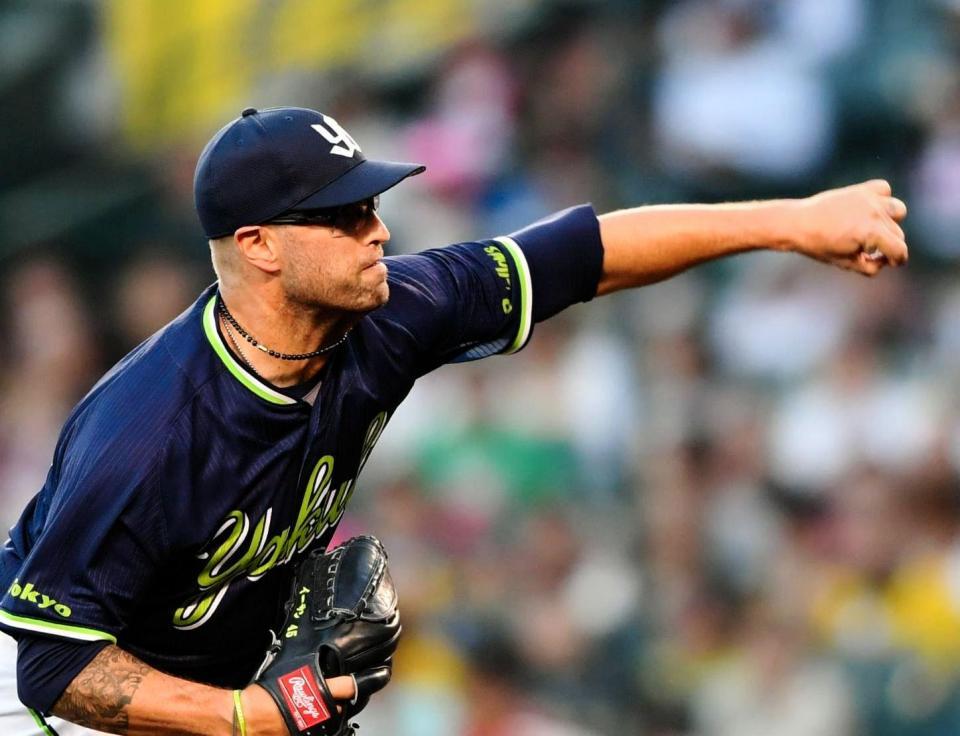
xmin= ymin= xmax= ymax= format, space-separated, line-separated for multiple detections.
xmin=283 ymin=264 xmax=389 ymax=315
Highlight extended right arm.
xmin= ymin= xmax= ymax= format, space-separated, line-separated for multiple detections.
xmin=596 ymin=179 xmax=908 ymax=296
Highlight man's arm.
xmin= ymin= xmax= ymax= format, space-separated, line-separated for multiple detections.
xmin=50 ymin=644 xmax=354 ymax=735
xmin=596 ymin=179 xmax=908 ymax=296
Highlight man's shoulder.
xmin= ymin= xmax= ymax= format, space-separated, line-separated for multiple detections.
xmin=63 ymin=287 xmax=220 ymax=462
xmin=96 ymin=287 xmax=216 ymax=393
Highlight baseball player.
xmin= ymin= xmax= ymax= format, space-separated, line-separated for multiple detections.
xmin=0 ymin=106 xmax=907 ymax=735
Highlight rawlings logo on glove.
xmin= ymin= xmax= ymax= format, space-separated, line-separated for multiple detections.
xmin=279 ymin=667 xmax=331 ymax=729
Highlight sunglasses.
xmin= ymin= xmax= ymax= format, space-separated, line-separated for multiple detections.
xmin=264 ymin=195 xmax=380 ymax=235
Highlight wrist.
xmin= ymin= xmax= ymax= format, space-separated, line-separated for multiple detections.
xmin=755 ymin=199 xmax=804 ymax=254
xmin=243 ymin=684 xmax=288 ymax=736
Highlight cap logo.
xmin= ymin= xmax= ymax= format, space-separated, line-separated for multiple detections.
xmin=311 ymin=114 xmax=361 ymax=159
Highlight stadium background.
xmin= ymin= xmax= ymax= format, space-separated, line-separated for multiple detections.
xmin=2 ymin=0 xmax=960 ymax=734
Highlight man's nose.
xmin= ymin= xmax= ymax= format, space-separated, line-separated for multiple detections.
xmin=369 ymin=212 xmax=390 ymax=245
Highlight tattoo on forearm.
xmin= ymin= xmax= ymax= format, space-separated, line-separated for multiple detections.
xmin=53 ymin=645 xmax=151 ymax=734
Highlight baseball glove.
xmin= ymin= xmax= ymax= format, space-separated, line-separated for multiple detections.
xmin=253 ymin=535 xmax=401 ymax=735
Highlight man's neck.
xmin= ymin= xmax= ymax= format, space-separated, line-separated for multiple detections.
xmin=217 ymin=288 xmax=356 ymax=388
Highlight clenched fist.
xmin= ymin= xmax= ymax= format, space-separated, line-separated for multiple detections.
xmin=791 ymin=179 xmax=908 ymax=276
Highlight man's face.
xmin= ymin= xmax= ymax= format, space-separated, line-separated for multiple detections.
xmin=271 ymin=200 xmax=392 ymax=313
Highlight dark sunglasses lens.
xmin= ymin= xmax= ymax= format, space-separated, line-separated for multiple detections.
xmin=268 ymin=196 xmax=379 ymax=231
xmin=266 ymin=211 xmax=334 ymax=226
xmin=335 ymin=197 xmax=379 ymax=233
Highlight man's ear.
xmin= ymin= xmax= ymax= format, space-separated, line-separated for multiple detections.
xmin=234 ymin=225 xmax=282 ymax=275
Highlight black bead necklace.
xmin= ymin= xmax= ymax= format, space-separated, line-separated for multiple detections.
xmin=218 ymin=297 xmax=351 ymax=361
xmin=221 ymin=314 xmax=263 ymax=379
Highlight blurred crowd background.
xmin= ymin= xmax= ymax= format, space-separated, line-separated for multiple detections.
xmin=4 ymin=0 xmax=960 ymax=734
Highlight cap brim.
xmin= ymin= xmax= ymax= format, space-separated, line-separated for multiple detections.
xmin=292 ymin=159 xmax=425 ymax=210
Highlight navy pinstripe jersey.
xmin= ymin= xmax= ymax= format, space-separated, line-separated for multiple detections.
xmin=0 ymin=205 xmax=603 ymax=687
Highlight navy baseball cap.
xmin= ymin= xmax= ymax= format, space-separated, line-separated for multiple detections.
xmin=194 ymin=106 xmax=426 ymax=239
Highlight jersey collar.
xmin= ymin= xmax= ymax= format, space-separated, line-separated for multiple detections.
xmin=201 ymin=295 xmax=299 ymax=406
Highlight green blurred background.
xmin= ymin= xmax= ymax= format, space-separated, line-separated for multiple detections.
xmin=5 ymin=1 xmax=960 ymax=734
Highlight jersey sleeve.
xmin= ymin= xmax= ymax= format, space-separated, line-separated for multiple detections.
xmin=379 ymin=203 xmax=603 ymax=375
xmin=0 ymin=418 xmax=169 ymax=647
xmin=16 ymin=636 xmax=111 ymax=713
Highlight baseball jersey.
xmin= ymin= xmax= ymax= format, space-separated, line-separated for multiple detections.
xmin=0 ymin=205 xmax=603 ymax=705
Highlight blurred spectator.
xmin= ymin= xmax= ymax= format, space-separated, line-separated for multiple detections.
xmin=652 ymin=0 xmax=835 ymax=184
xmin=808 ymin=466 xmax=960 ymax=734
xmin=406 ymin=43 xmax=517 ymax=203
xmin=460 ymin=630 xmax=601 ymax=736
xmin=692 ymin=603 xmax=856 ymax=736
xmin=0 ymin=259 xmax=102 ymax=531
xmin=910 ymin=79 xmax=960 ymax=259
xmin=767 ymin=339 xmax=940 ymax=489
xmin=112 ymin=250 xmax=202 ymax=349
xmin=708 ymin=255 xmax=855 ymax=382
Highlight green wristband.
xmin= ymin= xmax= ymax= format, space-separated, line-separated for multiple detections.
xmin=233 ymin=690 xmax=247 ymax=736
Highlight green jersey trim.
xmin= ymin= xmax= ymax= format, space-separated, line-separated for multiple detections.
xmin=493 ymin=236 xmax=533 ymax=354
xmin=0 ymin=609 xmax=117 ymax=643
xmin=202 ymin=296 xmax=297 ymax=406
xmin=28 ymin=708 xmax=60 ymax=736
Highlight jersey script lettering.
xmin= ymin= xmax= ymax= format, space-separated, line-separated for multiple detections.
xmin=172 ymin=412 xmax=389 ymax=630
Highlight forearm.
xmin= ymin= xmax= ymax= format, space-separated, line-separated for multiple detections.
xmin=51 ymin=645 xmax=284 ymax=735
xmin=596 ymin=200 xmax=798 ymax=295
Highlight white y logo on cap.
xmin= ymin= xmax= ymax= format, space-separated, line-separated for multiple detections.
xmin=311 ymin=115 xmax=361 ymax=158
